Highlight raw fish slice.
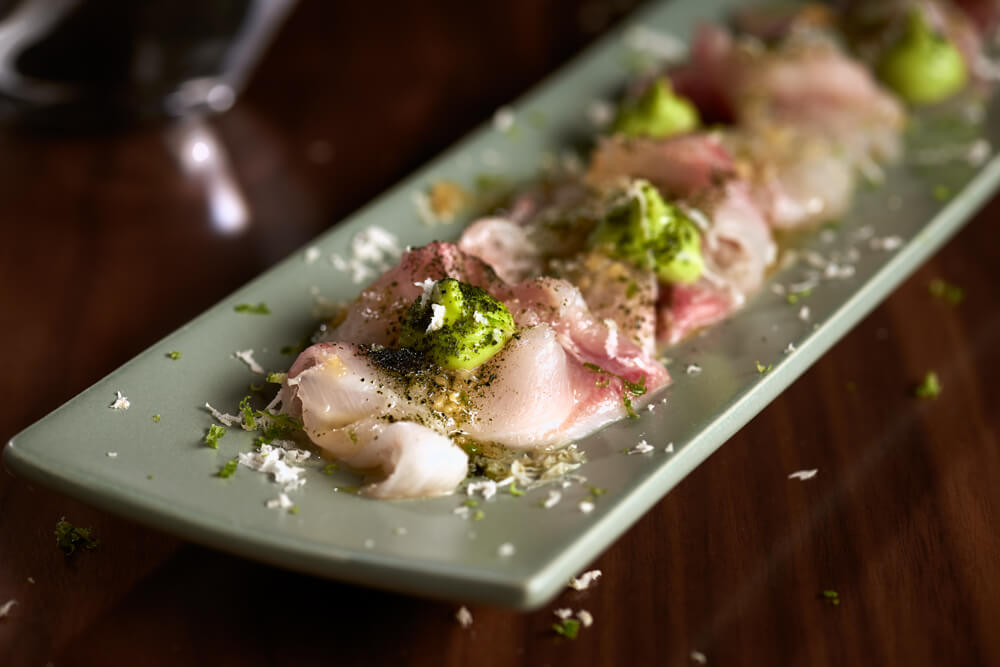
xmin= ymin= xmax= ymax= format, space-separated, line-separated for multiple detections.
xmin=586 ymin=133 xmax=735 ymax=197
xmin=551 ymin=249 xmax=659 ymax=354
xmin=458 ymin=217 xmax=543 ymax=283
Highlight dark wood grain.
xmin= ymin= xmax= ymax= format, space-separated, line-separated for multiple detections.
xmin=2 ymin=1 xmax=999 ymax=665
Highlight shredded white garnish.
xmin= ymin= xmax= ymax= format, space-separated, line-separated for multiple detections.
xmin=579 ymin=500 xmax=595 ymax=514
xmin=568 ymin=570 xmax=602 ymax=591
xmin=646 ymin=403 xmax=656 ymax=413
xmin=799 ymin=306 xmax=811 ymax=322
xmin=784 ymin=342 xmax=797 ymax=354
xmin=204 ymin=402 xmax=241 ymax=427
xmin=664 ymin=442 xmax=675 ymax=454
xmin=870 ymin=235 xmax=903 ymax=251
xmin=304 ymin=246 xmax=321 ymax=264
xmin=456 ymin=606 xmax=473 ymax=629
xmin=498 ymin=542 xmax=516 ymax=557
xmin=543 ymin=490 xmax=562 ymax=509
xmin=239 ymin=444 xmax=308 ymax=490
xmin=0 ymin=599 xmax=17 ymax=619
xmin=426 ymin=303 xmax=446 ymax=333
xmin=577 ymin=610 xmax=594 ymax=627
xmin=587 ymin=99 xmax=615 ymax=129
xmin=467 ymin=479 xmax=498 ymax=500
xmin=493 ymin=106 xmax=515 ymax=132
xmin=265 ymin=493 xmax=294 ymax=510
xmin=685 ymin=364 xmax=702 ymax=376
xmin=233 ymin=349 xmax=265 ymax=375
xmin=629 ymin=440 xmax=654 ymax=455
xmin=554 ymin=608 xmax=573 ymax=620
xmin=788 ymin=469 xmax=819 ymax=481
xmin=106 ymin=452 xmax=118 ymax=458
xmin=332 ymin=225 xmax=403 ymax=279
xmin=624 ymin=25 xmax=687 ymax=63
xmin=109 ymin=391 xmax=130 ymax=411
xmin=453 ymin=506 xmax=471 ymax=519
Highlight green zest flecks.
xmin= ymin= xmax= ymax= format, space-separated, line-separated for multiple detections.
xmin=204 ymin=424 xmax=226 ymax=449
xmin=217 ymin=458 xmax=239 ymax=478
xmin=54 ymin=518 xmax=100 ymax=556
xmin=915 ymin=371 xmax=941 ymax=398
xmin=583 ymin=362 xmax=647 ymax=418
xmin=552 ymin=618 xmax=581 ymax=639
xmin=234 ymin=302 xmax=271 ymax=315
xmin=929 ymin=279 xmax=964 ymax=305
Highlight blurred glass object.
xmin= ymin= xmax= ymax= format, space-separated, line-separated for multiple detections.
xmin=0 ymin=0 xmax=295 ymax=128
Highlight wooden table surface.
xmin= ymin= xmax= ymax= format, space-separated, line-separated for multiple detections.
xmin=2 ymin=2 xmax=999 ymax=665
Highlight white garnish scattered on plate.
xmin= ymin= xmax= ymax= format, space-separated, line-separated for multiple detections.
xmin=577 ymin=610 xmax=594 ymax=627
xmin=664 ymin=442 xmax=674 ymax=454
xmin=456 ymin=606 xmax=473 ymax=629
xmin=553 ymin=608 xmax=573 ymax=620
xmin=685 ymin=364 xmax=702 ymax=376
xmin=543 ymin=490 xmax=562 ymax=509
xmin=587 ymin=99 xmax=615 ymax=129
xmin=239 ymin=444 xmax=308 ymax=490
xmin=784 ymin=342 xmax=797 ymax=354
xmin=799 ymin=306 xmax=811 ymax=322
xmin=233 ymin=349 xmax=265 ymax=375
xmin=467 ymin=479 xmax=498 ymax=500
xmin=579 ymin=500 xmax=595 ymax=514
xmin=204 ymin=402 xmax=241 ymax=427
xmin=492 ymin=106 xmax=515 ymax=132
xmin=870 ymin=235 xmax=903 ymax=251
xmin=363 ymin=538 xmax=375 ymax=549
xmin=624 ymin=25 xmax=688 ymax=63
xmin=498 ymin=542 xmax=516 ymax=558
xmin=568 ymin=569 xmax=602 ymax=591
xmin=788 ymin=469 xmax=819 ymax=481
xmin=265 ymin=493 xmax=294 ymax=510
xmin=629 ymin=440 xmax=654 ymax=455
xmin=106 ymin=452 xmax=118 ymax=458
xmin=109 ymin=391 xmax=130 ymax=411
xmin=304 ymin=246 xmax=321 ymax=264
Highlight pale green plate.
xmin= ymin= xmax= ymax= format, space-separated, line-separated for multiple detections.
xmin=6 ymin=0 xmax=999 ymax=609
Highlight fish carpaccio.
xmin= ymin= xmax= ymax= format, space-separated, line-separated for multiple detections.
xmin=275 ymin=2 xmax=993 ymax=498
xmin=278 ymin=243 xmax=668 ymax=498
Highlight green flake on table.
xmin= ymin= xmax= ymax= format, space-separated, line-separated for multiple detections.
xmin=509 ymin=482 xmax=525 ymax=497
xmin=152 ymin=414 xmax=161 ymax=423
xmin=266 ymin=372 xmax=287 ymax=384
xmin=933 ymin=184 xmax=952 ymax=201
xmin=552 ymin=618 xmax=581 ymax=639
xmin=915 ymin=371 xmax=941 ymax=398
xmin=472 ymin=509 xmax=485 ymax=521
xmin=234 ymin=302 xmax=271 ymax=315
xmin=204 ymin=424 xmax=226 ymax=449
xmin=289 ymin=505 xmax=300 ymax=515
xmin=929 ymin=278 xmax=964 ymax=305
xmin=166 ymin=350 xmax=181 ymax=360
xmin=756 ymin=360 xmax=773 ymax=375
xmin=217 ymin=457 xmax=239 ymax=479
xmin=54 ymin=518 xmax=99 ymax=556
xmin=821 ymin=590 xmax=841 ymax=606
xmin=323 ymin=463 xmax=339 ymax=475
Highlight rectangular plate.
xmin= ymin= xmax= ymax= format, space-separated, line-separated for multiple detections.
xmin=6 ymin=0 xmax=1000 ymax=610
